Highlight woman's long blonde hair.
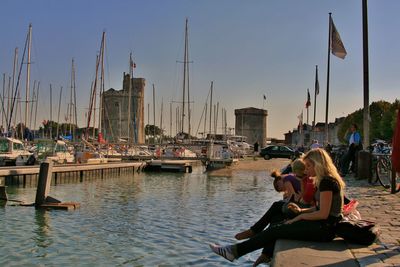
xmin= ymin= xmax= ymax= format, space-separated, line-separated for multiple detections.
xmin=303 ymin=148 xmax=346 ymax=189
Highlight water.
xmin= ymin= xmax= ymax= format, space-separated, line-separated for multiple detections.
xmin=1 ymin=167 xmax=281 ymax=266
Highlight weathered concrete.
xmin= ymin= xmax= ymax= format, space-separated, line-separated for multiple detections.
xmin=272 ymin=239 xmax=358 ymax=267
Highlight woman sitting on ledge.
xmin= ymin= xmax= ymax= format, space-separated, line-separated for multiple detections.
xmin=210 ymin=148 xmax=345 ymax=266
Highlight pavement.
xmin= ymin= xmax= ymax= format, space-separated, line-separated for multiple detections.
xmin=272 ymin=174 xmax=400 ymax=267
xmin=344 ymin=174 xmax=400 ymax=266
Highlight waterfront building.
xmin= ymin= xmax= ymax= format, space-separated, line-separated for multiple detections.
xmin=284 ymin=117 xmax=345 ymax=147
xmin=234 ymin=107 xmax=268 ymax=147
xmin=101 ymin=73 xmax=145 ymax=143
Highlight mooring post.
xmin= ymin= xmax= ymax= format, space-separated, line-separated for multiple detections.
xmin=35 ymin=161 xmax=54 ymax=206
xmin=0 ymin=177 xmax=7 ymax=201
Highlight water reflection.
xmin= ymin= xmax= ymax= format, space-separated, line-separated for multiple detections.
xmin=33 ymin=210 xmax=52 ymax=248
xmin=1 ymin=167 xmax=282 ymax=266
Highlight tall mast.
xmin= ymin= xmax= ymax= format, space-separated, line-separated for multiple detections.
xmin=2 ymin=74 xmax=5 ymax=127
xmin=98 ymin=32 xmax=105 ymax=136
xmin=69 ymin=59 xmax=74 ymax=135
xmin=186 ymin=18 xmax=191 ymax=137
xmin=86 ymin=55 xmax=99 ymax=140
xmin=153 ymin=84 xmax=156 ymax=143
xmin=181 ymin=18 xmax=188 ymax=134
xmin=25 ymin=23 xmax=32 ymax=130
xmin=127 ymin=53 xmax=133 ymax=144
xmin=209 ymin=81 xmax=213 ymax=135
xmin=56 ymin=86 xmax=63 ymax=138
xmin=8 ymin=48 xmax=18 ymax=132
xmin=34 ymin=82 xmax=39 ymax=138
xmin=169 ymin=102 xmax=172 ymax=137
xmin=49 ymin=84 xmax=52 ymax=138
xmin=160 ymin=98 xmax=163 ymax=144
xmin=73 ymin=64 xmax=78 ymax=140
xmin=29 ymin=80 xmax=36 ymax=129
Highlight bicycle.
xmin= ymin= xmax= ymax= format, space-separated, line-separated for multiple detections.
xmin=330 ymin=145 xmax=348 ymax=173
xmin=372 ymin=152 xmax=392 ymax=189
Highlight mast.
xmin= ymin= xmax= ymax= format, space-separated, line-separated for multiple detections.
xmin=2 ymin=74 xmax=4 ymax=127
xmin=186 ymin=18 xmax=191 ymax=137
xmin=29 ymin=80 xmax=36 ymax=129
xmin=8 ymin=48 xmax=18 ymax=133
xmin=50 ymin=84 xmax=52 ymax=138
xmin=73 ymin=64 xmax=77 ymax=141
xmin=25 ymin=23 xmax=32 ymax=131
xmin=181 ymin=18 xmax=188 ymax=134
xmin=56 ymin=86 xmax=63 ymax=139
xmin=86 ymin=55 xmax=99 ymax=140
xmin=153 ymin=84 xmax=156 ymax=143
xmin=34 ymin=82 xmax=39 ymax=139
xmin=69 ymin=59 xmax=74 ymax=136
xmin=209 ymin=81 xmax=213 ymax=135
xmin=98 ymin=32 xmax=105 ymax=137
xmin=169 ymin=102 xmax=172 ymax=137
xmin=127 ymin=53 xmax=132 ymax=144
xmin=160 ymin=98 xmax=163 ymax=144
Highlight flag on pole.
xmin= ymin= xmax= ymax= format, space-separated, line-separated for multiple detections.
xmin=330 ymin=17 xmax=347 ymax=59
xmin=315 ymin=66 xmax=320 ymax=95
xmin=305 ymin=89 xmax=311 ymax=108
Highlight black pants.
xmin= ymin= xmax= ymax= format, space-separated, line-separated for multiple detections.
xmin=237 ymin=219 xmax=336 ymax=257
xmin=250 ymin=201 xmax=286 ymax=234
xmin=342 ymin=144 xmax=361 ymax=175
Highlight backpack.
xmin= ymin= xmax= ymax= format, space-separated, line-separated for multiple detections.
xmin=335 ymin=218 xmax=380 ymax=245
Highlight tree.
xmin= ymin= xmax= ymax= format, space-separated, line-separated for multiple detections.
xmin=338 ymin=100 xmax=400 ymax=144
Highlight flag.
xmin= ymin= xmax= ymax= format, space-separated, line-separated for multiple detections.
xmin=330 ymin=17 xmax=347 ymax=59
xmin=315 ymin=65 xmax=320 ymax=95
xmin=305 ymin=89 xmax=311 ymax=108
xmin=263 ymin=94 xmax=266 ymax=100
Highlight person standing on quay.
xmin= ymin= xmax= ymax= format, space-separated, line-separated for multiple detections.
xmin=253 ymin=141 xmax=259 ymax=160
xmin=341 ymin=123 xmax=362 ymax=176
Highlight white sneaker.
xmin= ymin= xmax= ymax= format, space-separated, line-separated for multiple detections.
xmin=209 ymin=243 xmax=236 ymax=262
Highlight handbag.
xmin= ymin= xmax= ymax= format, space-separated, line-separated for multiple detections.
xmin=335 ymin=217 xmax=380 ymax=245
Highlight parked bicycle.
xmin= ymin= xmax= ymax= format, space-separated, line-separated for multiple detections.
xmin=370 ymin=141 xmax=399 ymax=192
xmin=330 ymin=145 xmax=348 ymax=174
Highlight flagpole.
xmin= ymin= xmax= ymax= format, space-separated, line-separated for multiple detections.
xmin=306 ymin=94 xmax=309 ymax=126
xmin=313 ymin=65 xmax=318 ymax=131
xmin=362 ymin=0 xmax=370 ymax=149
xmin=324 ymin=13 xmax=332 ymax=145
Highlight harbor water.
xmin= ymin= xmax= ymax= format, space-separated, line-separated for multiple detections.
xmin=1 ymin=166 xmax=282 ymax=266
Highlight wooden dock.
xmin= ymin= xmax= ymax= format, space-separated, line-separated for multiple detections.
xmin=144 ymin=159 xmax=199 ymax=173
xmin=0 ymin=161 xmax=146 ymax=186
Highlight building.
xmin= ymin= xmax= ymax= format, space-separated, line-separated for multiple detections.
xmin=234 ymin=107 xmax=268 ymax=147
xmin=284 ymin=117 xmax=345 ymax=148
xmin=101 ymin=73 xmax=145 ymax=143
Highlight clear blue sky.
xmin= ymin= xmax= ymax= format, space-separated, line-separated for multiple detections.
xmin=0 ymin=0 xmax=399 ymax=139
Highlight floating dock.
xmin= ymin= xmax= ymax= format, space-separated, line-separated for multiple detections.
xmin=143 ymin=159 xmax=199 ymax=173
xmin=0 ymin=161 xmax=146 ymax=186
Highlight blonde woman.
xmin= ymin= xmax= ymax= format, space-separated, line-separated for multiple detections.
xmin=210 ymin=148 xmax=345 ymax=266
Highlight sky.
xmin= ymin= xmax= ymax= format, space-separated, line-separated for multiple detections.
xmin=0 ymin=0 xmax=399 ymax=140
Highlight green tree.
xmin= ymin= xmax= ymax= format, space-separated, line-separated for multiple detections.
xmin=338 ymin=100 xmax=399 ymax=144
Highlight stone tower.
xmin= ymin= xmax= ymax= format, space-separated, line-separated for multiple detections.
xmin=101 ymin=73 xmax=145 ymax=143
xmin=235 ymin=107 xmax=268 ymax=147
